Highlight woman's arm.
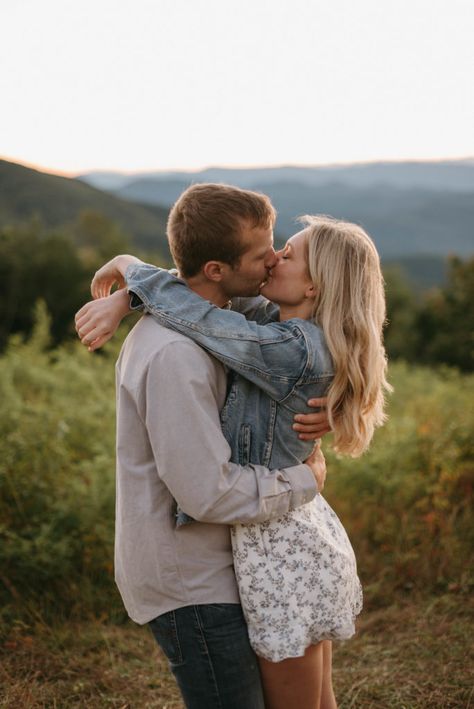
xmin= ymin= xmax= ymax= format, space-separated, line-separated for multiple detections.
xmin=120 ymin=264 xmax=317 ymax=402
xmin=78 ymin=266 xmax=310 ymax=401
xmin=76 ymin=289 xmax=331 ymax=436
xmin=75 ymin=288 xmax=132 ymax=350
xmin=90 ymin=254 xmax=144 ymax=298
xmin=75 ymin=255 xmax=148 ymax=349
xmin=231 ymin=296 xmax=280 ymax=324
xmin=77 ymin=258 xmax=331 ymax=434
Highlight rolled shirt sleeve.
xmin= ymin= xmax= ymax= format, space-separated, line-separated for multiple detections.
xmin=142 ymin=337 xmax=317 ymax=525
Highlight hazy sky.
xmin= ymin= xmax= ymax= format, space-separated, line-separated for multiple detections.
xmin=1 ymin=0 xmax=473 ymax=174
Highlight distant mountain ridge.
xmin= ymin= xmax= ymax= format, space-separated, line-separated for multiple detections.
xmin=0 ymin=159 xmax=169 ymax=252
xmin=78 ymin=160 xmax=474 ymax=259
xmin=79 ymin=159 xmax=474 ymax=193
xmin=2 ymin=158 xmax=472 ymax=289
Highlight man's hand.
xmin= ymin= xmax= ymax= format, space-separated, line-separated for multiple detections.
xmin=304 ymin=444 xmax=327 ymax=493
xmin=75 ymin=289 xmax=131 ymax=351
xmin=91 ymin=254 xmax=143 ymax=299
xmin=293 ymin=398 xmax=331 ymax=440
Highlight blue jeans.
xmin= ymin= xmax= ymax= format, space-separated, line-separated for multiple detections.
xmin=149 ymin=603 xmax=265 ymax=709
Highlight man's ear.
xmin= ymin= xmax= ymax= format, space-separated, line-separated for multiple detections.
xmin=202 ymin=261 xmax=230 ymax=282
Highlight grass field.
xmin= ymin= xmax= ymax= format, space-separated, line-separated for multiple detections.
xmin=1 ymin=322 xmax=473 ymax=707
xmin=1 ymin=594 xmax=472 ymax=708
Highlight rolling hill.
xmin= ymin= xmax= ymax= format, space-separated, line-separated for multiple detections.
xmin=0 ymin=159 xmax=169 ymax=252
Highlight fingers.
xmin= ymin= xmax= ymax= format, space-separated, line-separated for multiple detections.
xmin=75 ymin=320 xmax=95 ymax=342
xmin=82 ymin=327 xmax=112 ymax=350
xmin=75 ymin=302 xmax=92 ymax=324
xmin=294 ymin=411 xmax=327 ymax=425
xmin=307 ymin=397 xmax=328 ymax=409
xmin=75 ymin=304 xmax=105 ymax=346
xmin=297 ymin=427 xmax=331 ymax=441
xmin=88 ymin=333 xmax=110 ymax=351
xmin=91 ymin=276 xmax=113 ymax=300
xmin=293 ymin=415 xmax=331 ymax=439
xmin=294 ymin=405 xmax=331 ymax=439
xmin=293 ymin=420 xmax=326 ymax=432
xmin=90 ymin=258 xmax=129 ymax=298
xmin=79 ymin=325 xmax=101 ymax=347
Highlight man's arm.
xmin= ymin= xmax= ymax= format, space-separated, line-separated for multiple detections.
xmin=144 ymin=338 xmax=319 ymax=525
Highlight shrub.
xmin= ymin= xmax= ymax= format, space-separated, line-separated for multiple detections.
xmin=324 ymin=362 xmax=474 ymax=604
xmin=1 ymin=308 xmax=472 ymax=625
xmin=0 ymin=303 xmax=122 ymax=624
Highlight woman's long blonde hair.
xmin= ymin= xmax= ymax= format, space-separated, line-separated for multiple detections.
xmin=302 ymin=215 xmax=392 ymax=457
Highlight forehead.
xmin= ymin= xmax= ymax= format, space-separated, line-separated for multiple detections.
xmin=286 ymin=230 xmax=307 ymax=251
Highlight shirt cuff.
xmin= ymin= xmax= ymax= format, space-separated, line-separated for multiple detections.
xmin=281 ymin=463 xmax=318 ymax=509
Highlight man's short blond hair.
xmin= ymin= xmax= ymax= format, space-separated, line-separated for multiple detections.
xmin=167 ymin=183 xmax=276 ymax=278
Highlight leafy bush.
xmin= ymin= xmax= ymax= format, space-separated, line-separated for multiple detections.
xmin=0 ymin=303 xmax=121 ymax=623
xmin=1 ymin=307 xmax=473 ymax=626
xmin=324 ymin=362 xmax=474 ymax=604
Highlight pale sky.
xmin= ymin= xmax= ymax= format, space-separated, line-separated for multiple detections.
xmin=1 ymin=0 xmax=473 ymax=174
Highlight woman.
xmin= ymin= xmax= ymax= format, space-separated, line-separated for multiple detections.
xmin=76 ymin=215 xmax=391 ymax=709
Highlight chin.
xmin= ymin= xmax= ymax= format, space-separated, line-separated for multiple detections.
xmin=247 ymin=283 xmax=264 ymax=296
xmin=260 ymin=283 xmax=272 ymax=298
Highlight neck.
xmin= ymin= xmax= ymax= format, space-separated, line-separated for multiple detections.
xmin=184 ymin=273 xmax=229 ymax=307
xmin=279 ymin=300 xmax=315 ymax=321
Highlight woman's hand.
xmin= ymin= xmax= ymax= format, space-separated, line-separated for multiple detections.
xmin=293 ymin=397 xmax=331 ymax=440
xmin=75 ymin=288 xmax=132 ymax=351
xmin=304 ymin=443 xmax=327 ymax=493
xmin=91 ymin=254 xmax=143 ymax=299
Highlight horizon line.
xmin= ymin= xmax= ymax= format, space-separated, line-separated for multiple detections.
xmin=1 ymin=153 xmax=474 ymax=179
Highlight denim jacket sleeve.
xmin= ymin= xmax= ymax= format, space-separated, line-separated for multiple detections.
xmin=230 ymin=296 xmax=280 ymax=324
xmin=126 ymin=264 xmax=313 ymax=402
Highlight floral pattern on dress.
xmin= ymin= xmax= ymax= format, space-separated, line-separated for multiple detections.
xmin=231 ymin=494 xmax=363 ymax=662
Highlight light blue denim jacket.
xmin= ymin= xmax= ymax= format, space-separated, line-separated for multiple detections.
xmin=126 ymin=265 xmax=334 ymax=479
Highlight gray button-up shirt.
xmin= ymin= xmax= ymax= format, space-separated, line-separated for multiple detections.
xmin=115 ymin=315 xmax=317 ymax=624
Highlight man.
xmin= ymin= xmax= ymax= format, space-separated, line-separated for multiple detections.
xmin=76 ymin=184 xmax=330 ymax=708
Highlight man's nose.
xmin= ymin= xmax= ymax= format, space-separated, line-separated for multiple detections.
xmin=265 ymin=248 xmax=278 ymax=269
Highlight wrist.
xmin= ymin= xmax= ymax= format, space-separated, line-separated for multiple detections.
xmin=116 ymin=254 xmax=142 ymax=278
xmin=111 ymin=287 xmax=133 ymax=316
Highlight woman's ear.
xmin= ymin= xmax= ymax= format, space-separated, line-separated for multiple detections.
xmin=202 ymin=261 xmax=227 ymax=282
xmin=305 ymin=283 xmax=316 ymax=299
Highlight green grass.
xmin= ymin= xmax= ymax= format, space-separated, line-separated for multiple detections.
xmin=1 ymin=594 xmax=472 ymax=708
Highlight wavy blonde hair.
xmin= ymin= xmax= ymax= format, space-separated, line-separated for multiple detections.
xmin=301 ymin=215 xmax=392 ymax=457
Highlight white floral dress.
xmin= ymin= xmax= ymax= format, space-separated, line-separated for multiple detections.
xmin=231 ymin=494 xmax=363 ymax=662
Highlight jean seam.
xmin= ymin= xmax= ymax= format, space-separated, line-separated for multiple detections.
xmin=193 ymin=605 xmax=223 ymax=709
xmin=169 ymin=610 xmax=183 ymax=665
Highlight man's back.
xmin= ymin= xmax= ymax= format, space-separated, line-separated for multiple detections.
xmin=115 ymin=315 xmax=240 ymax=623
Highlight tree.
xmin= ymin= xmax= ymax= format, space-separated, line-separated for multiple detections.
xmin=0 ymin=223 xmax=89 ymax=349
xmin=383 ymin=267 xmax=418 ymax=360
xmin=415 ymin=256 xmax=474 ymax=371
